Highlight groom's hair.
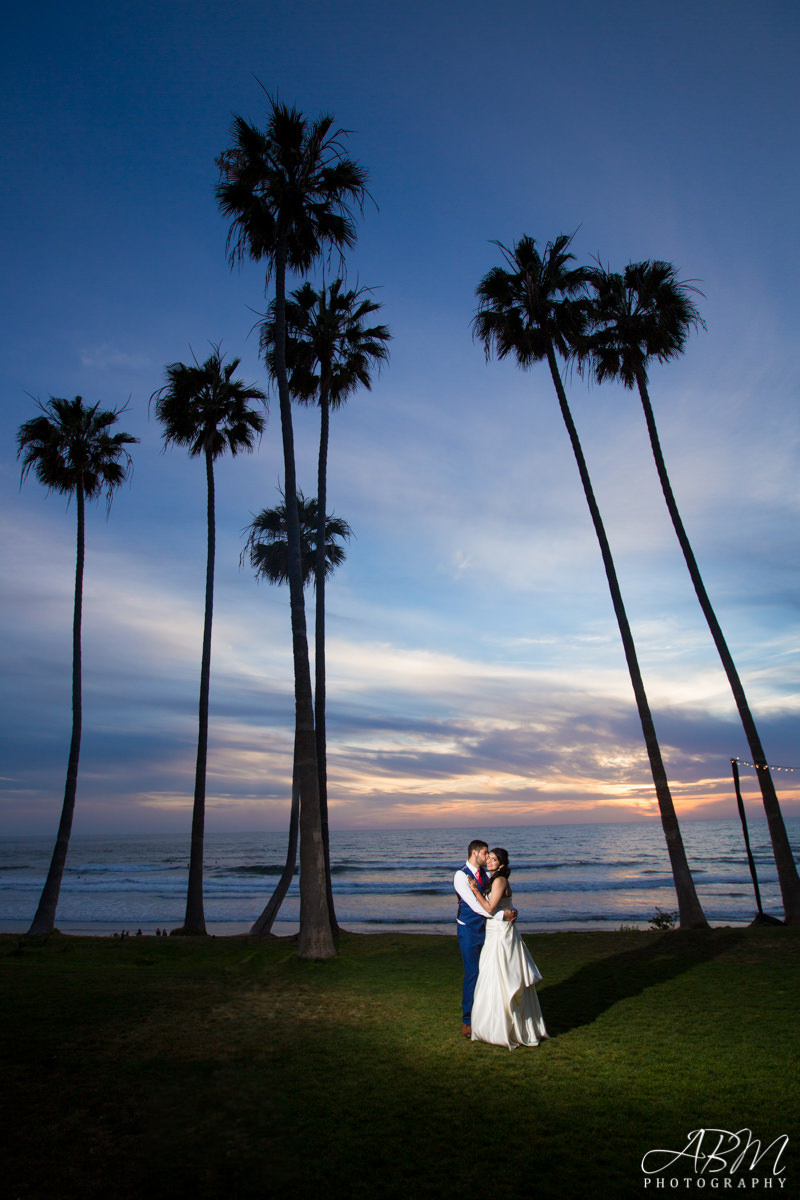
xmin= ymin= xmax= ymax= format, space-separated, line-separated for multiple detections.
xmin=467 ymin=839 xmax=488 ymax=858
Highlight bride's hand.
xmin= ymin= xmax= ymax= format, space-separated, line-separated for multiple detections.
xmin=467 ymin=876 xmax=480 ymax=892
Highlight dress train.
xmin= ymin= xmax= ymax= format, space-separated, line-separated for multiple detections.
xmin=471 ymin=917 xmax=548 ymax=1049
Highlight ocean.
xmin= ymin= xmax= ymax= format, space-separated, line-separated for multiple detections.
xmin=1 ymin=817 xmax=797 ymax=936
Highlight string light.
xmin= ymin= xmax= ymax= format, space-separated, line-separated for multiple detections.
xmin=732 ymin=756 xmax=799 ymax=774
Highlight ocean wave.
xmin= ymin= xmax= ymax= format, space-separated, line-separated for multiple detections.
xmin=65 ymin=862 xmax=185 ymax=875
xmin=218 ymin=865 xmax=295 ymax=877
xmin=1 ymin=818 xmax=794 ymax=928
xmin=0 ymin=867 xmax=771 ymax=900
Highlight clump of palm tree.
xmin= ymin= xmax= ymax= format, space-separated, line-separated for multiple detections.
xmin=585 ymin=259 xmax=800 ymax=922
xmin=261 ymin=279 xmax=390 ymax=929
xmin=242 ymin=492 xmax=351 ymax=937
xmin=151 ymin=349 xmax=265 ymax=935
xmin=473 ymin=234 xmax=707 ymax=929
xmin=17 ymin=396 xmax=138 ymax=935
xmin=216 ymin=94 xmax=369 ymax=958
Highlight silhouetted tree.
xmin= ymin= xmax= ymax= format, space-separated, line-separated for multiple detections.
xmin=243 ymin=493 xmax=351 ymax=936
xmin=261 ymin=279 xmax=389 ymax=929
xmin=473 ymin=234 xmax=707 ymax=929
xmin=587 ymin=259 xmax=800 ymax=922
xmin=152 ymin=349 xmax=265 ymax=935
xmin=18 ymin=396 xmax=137 ymax=935
xmin=216 ymin=95 xmax=368 ymax=957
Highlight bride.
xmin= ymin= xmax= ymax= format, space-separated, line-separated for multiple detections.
xmin=467 ymin=848 xmax=549 ymax=1049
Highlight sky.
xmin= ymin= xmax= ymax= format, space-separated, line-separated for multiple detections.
xmin=1 ymin=0 xmax=799 ymax=838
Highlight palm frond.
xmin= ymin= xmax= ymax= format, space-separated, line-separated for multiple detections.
xmin=584 ymin=259 xmax=706 ymax=386
xmin=217 ymin=95 xmax=370 ymax=283
xmin=243 ymin=490 xmax=352 ymax=588
xmin=258 ymin=278 xmax=390 ymax=407
xmin=151 ymin=347 xmax=266 ymax=459
xmin=473 ymin=232 xmax=590 ymax=367
xmin=17 ymin=396 xmax=138 ymax=507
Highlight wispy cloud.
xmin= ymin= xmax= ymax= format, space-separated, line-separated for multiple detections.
xmin=79 ymin=345 xmax=152 ymax=372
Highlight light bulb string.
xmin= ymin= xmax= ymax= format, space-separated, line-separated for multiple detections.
xmin=732 ymin=756 xmax=798 ymax=774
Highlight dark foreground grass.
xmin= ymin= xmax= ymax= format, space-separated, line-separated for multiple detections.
xmin=1 ymin=926 xmax=797 ymax=1199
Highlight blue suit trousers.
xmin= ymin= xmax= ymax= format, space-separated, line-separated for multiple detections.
xmin=457 ymin=919 xmax=485 ymax=1024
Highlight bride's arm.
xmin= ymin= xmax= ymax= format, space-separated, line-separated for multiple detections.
xmin=467 ymin=875 xmax=507 ymax=915
xmin=482 ymin=876 xmax=510 ymax=915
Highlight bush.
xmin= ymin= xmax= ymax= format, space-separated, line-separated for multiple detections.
xmin=648 ymin=907 xmax=678 ymax=930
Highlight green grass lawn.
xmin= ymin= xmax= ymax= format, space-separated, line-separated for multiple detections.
xmin=2 ymin=926 xmax=797 ymax=1199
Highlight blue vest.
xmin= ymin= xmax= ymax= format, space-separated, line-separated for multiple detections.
xmin=456 ymin=864 xmax=486 ymax=929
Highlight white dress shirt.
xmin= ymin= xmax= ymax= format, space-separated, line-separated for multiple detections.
xmin=454 ymin=863 xmax=506 ymax=923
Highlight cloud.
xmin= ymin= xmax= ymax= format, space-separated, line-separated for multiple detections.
xmin=79 ymin=345 xmax=153 ymax=371
xmin=3 ymin=480 xmax=799 ymax=837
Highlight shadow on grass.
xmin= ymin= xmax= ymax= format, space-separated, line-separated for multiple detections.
xmin=536 ymin=929 xmax=746 ymax=1036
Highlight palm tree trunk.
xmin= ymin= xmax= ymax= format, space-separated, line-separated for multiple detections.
xmin=178 ymin=448 xmax=215 ymax=935
xmin=274 ymin=242 xmax=336 ymax=959
xmin=250 ymin=750 xmax=300 ymax=935
xmin=546 ymin=345 xmax=708 ymax=928
xmin=635 ymin=365 xmax=800 ymax=922
xmin=28 ymin=482 xmax=86 ymax=935
xmin=731 ymin=758 xmax=764 ymax=917
xmin=315 ymin=390 xmax=338 ymax=935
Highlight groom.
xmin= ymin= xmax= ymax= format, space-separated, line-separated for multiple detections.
xmin=454 ymin=839 xmax=517 ymax=1037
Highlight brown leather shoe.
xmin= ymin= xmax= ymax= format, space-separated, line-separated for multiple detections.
xmin=461 ymin=1023 xmax=472 ymax=1038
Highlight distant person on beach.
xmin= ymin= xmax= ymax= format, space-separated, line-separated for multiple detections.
xmin=454 ymin=839 xmax=517 ymax=1038
xmin=467 ymin=847 xmax=548 ymax=1049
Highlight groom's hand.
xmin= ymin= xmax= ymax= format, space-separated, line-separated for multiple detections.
xmin=503 ymin=908 xmax=518 ymax=924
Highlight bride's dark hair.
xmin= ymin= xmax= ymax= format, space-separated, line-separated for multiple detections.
xmin=490 ymin=847 xmax=510 ymax=879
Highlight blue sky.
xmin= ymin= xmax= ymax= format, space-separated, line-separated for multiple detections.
xmin=1 ymin=0 xmax=799 ymax=836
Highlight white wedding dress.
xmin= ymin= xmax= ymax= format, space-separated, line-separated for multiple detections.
xmin=471 ymin=901 xmax=548 ymax=1049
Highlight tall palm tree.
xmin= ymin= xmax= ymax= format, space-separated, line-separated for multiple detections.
xmin=17 ymin=396 xmax=137 ymax=935
xmin=216 ymin=95 xmax=368 ymax=958
xmin=587 ymin=260 xmax=800 ymax=922
xmin=261 ymin=279 xmax=390 ymax=929
xmin=243 ymin=493 xmax=351 ymax=936
xmin=151 ymin=349 xmax=265 ymax=935
xmin=473 ymin=234 xmax=708 ymax=929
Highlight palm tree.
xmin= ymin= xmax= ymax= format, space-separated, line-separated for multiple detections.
xmin=473 ymin=234 xmax=708 ymax=929
xmin=261 ymin=279 xmax=390 ymax=929
xmin=243 ymin=492 xmax=351 ymax=584
xmin=243 ymin=493 xmax=351 ymax=936
xmin=216 ymin=95 xmax=368 ymax=958
xmin=17 ymin=396 xmax=137 ymax=935
xmin=151 ymin=349 xmax=266 ymax=935
xmin=586 ymin=260 xmax=800 ymax=922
